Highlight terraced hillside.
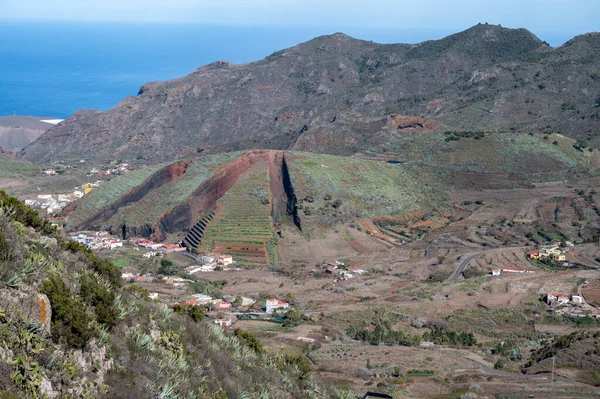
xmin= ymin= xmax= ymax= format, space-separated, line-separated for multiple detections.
xmin=285 ymin=152 xmax=445 ymax=231
xmin=199 ymin=161 xmax=276 ymax=264
xmin=65 ymin=152 xmax=244 ymax=237
xmin=65 ymin=150 xmax=446 ymax=249
xmin=367 ymin=132 xmax=600 ymax=188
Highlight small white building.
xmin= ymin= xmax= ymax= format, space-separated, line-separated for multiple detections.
xmin=24 ymin=199 xmax=39 ymax=207
xmin=218 ymin=255 xmax=233 ymax=267
xmin=200 ymin=263 xmax=216 ymax=272
xmin=107 ymin=240 xmax=123 ymax=249
xmin=214 ymin=318 xmax=232 ymax=328
xmin=266 ymin=298 xmax=290 ymax=313
xmin=121 ymin=272 xmax=135 ymax=280
xmin=491 ymin=269 xmax=501 ymax=276
xmin=201 ymin=255 xmax=215 ymax=263
xmin=571 ymin=294 xmax=584 ymax=304
xmin=148 ymin=293 xmax=159 ymax=300
xmin=184 ymin=266 xmax=203 ymax=275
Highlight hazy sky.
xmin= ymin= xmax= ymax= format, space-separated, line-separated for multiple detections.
xmin=2 ymin=0 xmax=599 ymax=42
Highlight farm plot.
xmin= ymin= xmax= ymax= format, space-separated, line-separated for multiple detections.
xmin=200 ymin=161 xmax=275 ymax=264
xmin=104 ymin=152 xmax=241 ymax=228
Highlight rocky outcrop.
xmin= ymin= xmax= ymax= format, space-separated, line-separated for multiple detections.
xmin=0 ymin=289 xmax=52 ymax=335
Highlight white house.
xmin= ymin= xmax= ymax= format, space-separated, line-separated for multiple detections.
xmin=107 ymin=240 xmax=123 ymax=249
xmin=121 ymin=272 xmax=135 ymax=280
xmin=218 ymin=255 xmax=233 ymax=266
xmin=266 ymin=298 xmax=290 ymax=313
xmin=544 ymin=292 xmax=570 ymax=305
xmin=491 ymin=269 xmax=501 ymax=276
xmin=200 ymin=263 xmax=216 ymax=272
xmin=571 ymin=294 xmax=584 ymax=304
xmin=184 ymin=266 xmax=203 ymax=275
xmin=214 ymin=318 xmax=232 ymax=328
xmin=24 ymin=199 xmax=39 ymax=207
xmin=201 ymin=255 xmax=215 ymax=263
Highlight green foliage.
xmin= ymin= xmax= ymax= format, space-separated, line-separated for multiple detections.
xmin=347 ymin=318 xmax=421 ymax=346
xmin=0 ymin=191 xmax=56 ymax=236
xmin=79 ymin=272 xmax=118 ymax=328
xmin=158 ymin=258 xmax=177 ymax=276
xmin=422 ymin=329 xmax=477 ymax=346
xmin=173 ymin=304 xmax=205 ymax=323
xmin=233 ymin=329 xmax=264 ymax=353
xmin=41 ymin=274 xmax=98 ymax=348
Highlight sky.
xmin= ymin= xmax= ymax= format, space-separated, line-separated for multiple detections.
xmin=1 ymin=0 xmax=599 ymax=45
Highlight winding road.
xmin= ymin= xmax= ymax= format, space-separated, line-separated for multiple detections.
xmin=448 ymin=253 xmax=480 ymax=281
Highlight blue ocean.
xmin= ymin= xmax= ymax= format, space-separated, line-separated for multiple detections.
xmin=0 ymin=21 xmax=569 ymax=119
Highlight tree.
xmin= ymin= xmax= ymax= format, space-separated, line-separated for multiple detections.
xmin=233 ymin=296 xmax=243 ymax=307
xmin=158 ymin=258 xmax=177 ymax=276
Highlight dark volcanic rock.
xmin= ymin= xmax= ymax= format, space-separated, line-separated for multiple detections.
xmin=20 ymin=24 xmax=600 ymax=164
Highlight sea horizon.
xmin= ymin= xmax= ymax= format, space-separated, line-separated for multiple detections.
xmin=0 ymin=20 xmax=580 ymax=119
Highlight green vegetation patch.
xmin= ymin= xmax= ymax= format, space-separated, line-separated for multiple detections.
xmin=446 ymin=308 xmax=532 ymax=338
xmin=288 ymin=152 xmax=445 ymax=220
xmin=104 ymin=152 xmax=241 ymax=228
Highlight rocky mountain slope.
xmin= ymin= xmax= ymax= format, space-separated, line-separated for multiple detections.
xmin=0 ymin=116 xmax=52 ymax=153
xmin=20 ymin=24 xmax=600 ymax=165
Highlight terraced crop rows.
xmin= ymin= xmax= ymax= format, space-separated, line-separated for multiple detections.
xmin=200 ymin=161 xmax=274 ymax=261
xmin=105 ymin=152 xmax=241 ymax=228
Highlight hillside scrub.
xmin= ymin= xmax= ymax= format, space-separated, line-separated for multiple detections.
xmin=1 ymin=191 xmax=340 ymax=398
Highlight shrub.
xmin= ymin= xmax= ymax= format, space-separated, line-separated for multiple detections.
xmin=233 ymin=329 xmax=263 ymax=353
xmin=41 ymin=274 xmax=97 ymax=348
xmin=79 ymin=273 xmax=118 ymax=328
xmin=173 ymin=305 xmax=205 ymax=323
xmin=158 ymin=259 xmax=177 ymax=276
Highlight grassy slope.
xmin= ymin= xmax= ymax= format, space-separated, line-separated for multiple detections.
xmin=0 ymin=157 xmax=38 ymax=178
xmin=375 ymin=132 xmax=599 ymax=179
xmin=0 ymin=191 xmax=325 ymax=399
xmin=104 ymin=152 xmax=241 ymax=228
xmin=66 ymin=164 xmax=166 ymax=228
xmin=288 ymin=152 xmax=445 ymax=219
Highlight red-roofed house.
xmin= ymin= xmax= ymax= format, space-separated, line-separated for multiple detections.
xmin=266 ymin=298 xmax=290 ymax=313
xmin=180 ymin=297 xmax=197 ymax=306
xmin=214 ymin=301 xmax=232 ymax=311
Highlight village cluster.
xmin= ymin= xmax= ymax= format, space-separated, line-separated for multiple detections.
xmin=25 ymin=181 xmax=103 ymax=215
xmin=42 ymin=162 xmax=132 ymax=177
xmin=542 ymin=285 xmax=600 ymax=319
xmin=117 ymin=251 xmax=293 ymax=327
xmin=528 ymin=242 xmax=573 ymax=263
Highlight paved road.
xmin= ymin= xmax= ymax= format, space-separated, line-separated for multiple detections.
xmin=448 ymin=253 xmax=480 ymax=281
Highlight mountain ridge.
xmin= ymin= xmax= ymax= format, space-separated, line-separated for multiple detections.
xmin=20 ymin=24 xmax=600 ymax=164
